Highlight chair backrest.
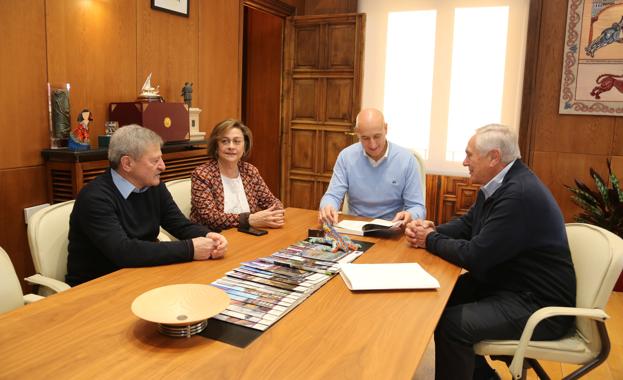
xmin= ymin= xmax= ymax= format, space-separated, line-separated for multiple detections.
xmin=27 ymin=200 xmax=74 ymax=283
xmin=165 ymin=178 xmax=192 ymax=218
xmin=411 ymin=149 xmax=426 ymax=204
xmin=566 ymin=223 xmax=623 ymax=350
xmin=0 ymin=246 xmax=25 ymax=314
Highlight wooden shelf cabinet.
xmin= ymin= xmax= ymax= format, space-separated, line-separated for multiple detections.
xmin=42 ymin=141 xmax=210 ymax=203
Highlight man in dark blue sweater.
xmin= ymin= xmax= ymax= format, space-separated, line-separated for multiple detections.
xmin=405 ymin=124 xmax=576 ymax=380
xmin=66 ymin=125 xmax=227 ymax=286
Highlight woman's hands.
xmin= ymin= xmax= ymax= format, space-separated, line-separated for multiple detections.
xmin=249 ymin=204 xmax=285 ymax=228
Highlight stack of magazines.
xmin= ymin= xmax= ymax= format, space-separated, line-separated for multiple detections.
xmin=211 ymin=239 xmax=363 ymax=331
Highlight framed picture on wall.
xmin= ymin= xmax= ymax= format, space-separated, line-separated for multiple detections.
xmin=559 ymin=0 xmax=623 ymax=116
xmin=151 ymin=0 xmax=189 ymax=17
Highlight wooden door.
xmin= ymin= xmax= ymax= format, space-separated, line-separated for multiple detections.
xmin=281 ymin=13 xmax=365 ymax=209
xmin=242 ymin=6 xmax=285 ymax=196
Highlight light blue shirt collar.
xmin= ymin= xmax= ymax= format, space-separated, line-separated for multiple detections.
xmin=111 ymin=169 xmax=149 ymax=199
xmin=481 ymin=159 xmax=516 ymax=199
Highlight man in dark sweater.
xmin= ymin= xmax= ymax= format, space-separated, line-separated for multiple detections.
xmin=405 ymin=124 xmax=576 ymax=380
xmin=66 ymin=125 xmax=227 ymax=286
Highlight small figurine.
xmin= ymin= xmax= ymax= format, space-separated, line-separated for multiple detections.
xmin=137 ymin=72 xmax=163 ymax=102
xmin=105 ymin=121 xmax=119 ymax=136
xmin=181 ymin=82 xmax=193 ymax=107
xmin=68 ymin=109 xmax=92 ymax=151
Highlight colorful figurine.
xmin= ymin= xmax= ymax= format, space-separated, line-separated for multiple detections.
xmin=307 ymin=224 xmax=361 ymax=253
xmin=68 ymin=109 xmax=92 ymax=151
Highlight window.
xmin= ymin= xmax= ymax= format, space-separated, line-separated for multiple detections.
xmin=359 ymin=0 xmax=529 ymax=175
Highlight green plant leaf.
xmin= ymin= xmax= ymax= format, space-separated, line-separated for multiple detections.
xmin=573 ymin=180 xmax=603 ymax=207
xmin=568 ymin=159 xmax=623 ymax=238
xmin=571 ymin=195 xmax=604 ymax=217
xmin=567 ymin=186 xmax=599 ymax=208
xmin=591 ymin=167 xmax=609 ymax=207
xmin=607 ymin=159 xmax=623 ymax=202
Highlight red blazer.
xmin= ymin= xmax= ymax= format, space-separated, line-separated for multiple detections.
xmin=190 ymin=158 xmax=283 ymax=230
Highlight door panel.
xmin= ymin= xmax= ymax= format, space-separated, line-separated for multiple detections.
xmin=292 ymin=79 xmax=318 ymax=119
xmin=243 ymin=6 xmax=284 ymax=196
xmin=322 ymin=130 xmax=351 ymax=174
xmin=325 ymin=78 xmax=354 ymax=122
xmin=282 ymin=13 xmax=364 ymax=209
xmin=327 ymin=24 xmax=356 ymax=68
xmin=295 ymin=28 xmax=321 ymax=67
xmin=290 ymin=128 xmax=316 ymax=172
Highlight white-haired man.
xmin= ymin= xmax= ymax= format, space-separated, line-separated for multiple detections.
xmin=406 ymin=124 xmax=576 ymax=380
xmin=67 ymin=125 xmax=227 ymax=286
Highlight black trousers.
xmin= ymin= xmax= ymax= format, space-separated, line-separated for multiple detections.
xmin=434 ymin=273 xmax=572 ymax=380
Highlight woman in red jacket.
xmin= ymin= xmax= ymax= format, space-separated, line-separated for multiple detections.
xmin=190 ymin=119 xmax=285 ymax=230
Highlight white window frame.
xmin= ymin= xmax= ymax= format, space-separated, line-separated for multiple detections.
xmin=359 ymin=0 xmax=530 ymax=176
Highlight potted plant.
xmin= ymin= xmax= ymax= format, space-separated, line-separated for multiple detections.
xmin=566 ymin=159 xmax=623 ymax=291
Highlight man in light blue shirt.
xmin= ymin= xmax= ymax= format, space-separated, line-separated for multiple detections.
xmin=319 ymin=108 xmax=425 ymax=225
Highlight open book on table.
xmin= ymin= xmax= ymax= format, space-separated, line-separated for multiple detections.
xmin=339 ymin=263 xmax=440 ymax=291
xmin=333 ymin=218 xmax=401 ymax=236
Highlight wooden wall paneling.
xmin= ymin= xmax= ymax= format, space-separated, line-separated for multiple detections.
xmin=243 ymin=0 xmax=296 ymax=18
xmin=0 ymin=167 xmax=48 ymax=292
xmin=524 ymin=0 xmax=622 ymax=220
xmin=517 ymin=0 xmax=541 ymax=164
xmin=0 ymin=1 xmax=48 ymax=168
xmin=532 ymin=151 xmax=609 ymax=221
xmin=425 ymin=174 xmax=440 ymax=223
xmin=281 ymin=0 xmax=306 ymax=15
xmin=198 ymin=0 xmax=242 ymax=133
xmin=305 ymin=0 xmax=358 ymax=15
xmin=242 ymin=6 xmax=285 ymax=197
xmin=436 ymin=176 xmax=480 ymax=225
xmin=531 ymin=0 xmax=615 ymax=156
xmin=612 ymin=118 xmax=623 ymax=156
xmin=46 ymin=0 xmax=137 ymax=145
xmin=137 ymin=0 xmax=198 ymax=110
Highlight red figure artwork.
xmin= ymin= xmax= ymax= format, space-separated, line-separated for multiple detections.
xmin=590 ymin=74 xmax=623 ymax=99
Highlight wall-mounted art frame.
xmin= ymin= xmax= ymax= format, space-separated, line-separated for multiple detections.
xmin=559 ymin=0 xmax=623 ymax=116
xmin=151 ymin=0 xmax=189 ymax=17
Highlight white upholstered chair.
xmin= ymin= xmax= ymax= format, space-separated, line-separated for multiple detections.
xmin=165 ymin=178 xmax=192 ymax=218
xmin=474 ymin=223 xmax=623 ymax=379
xmin=159 ymin=178 xmax=192 ymax=241
xmin=341 ymin=149 xmax=426 ymax=214
xmin=412 ymin=149 xmax=426 ymax=204
xmin=0 ymin=246 xmax=43 ymax=314
xmin=26 ymin=200 xmax=73 ymax=296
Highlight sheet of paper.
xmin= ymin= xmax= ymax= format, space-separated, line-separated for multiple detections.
xmin=339 ymin=263 xmax=440 ymax=290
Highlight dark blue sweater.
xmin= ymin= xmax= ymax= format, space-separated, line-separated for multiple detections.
xmin=66 ymin=170 xmax=211 ymax=286
xmin=426 ymin=160 xmax=576 ymax=308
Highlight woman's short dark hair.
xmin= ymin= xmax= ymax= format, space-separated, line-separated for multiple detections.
xmin=207 ymin=119 xmax=253 ymax=160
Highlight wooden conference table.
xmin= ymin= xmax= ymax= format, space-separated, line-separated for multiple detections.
xmin=0 ymin=208 xmax=460 ymax=380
